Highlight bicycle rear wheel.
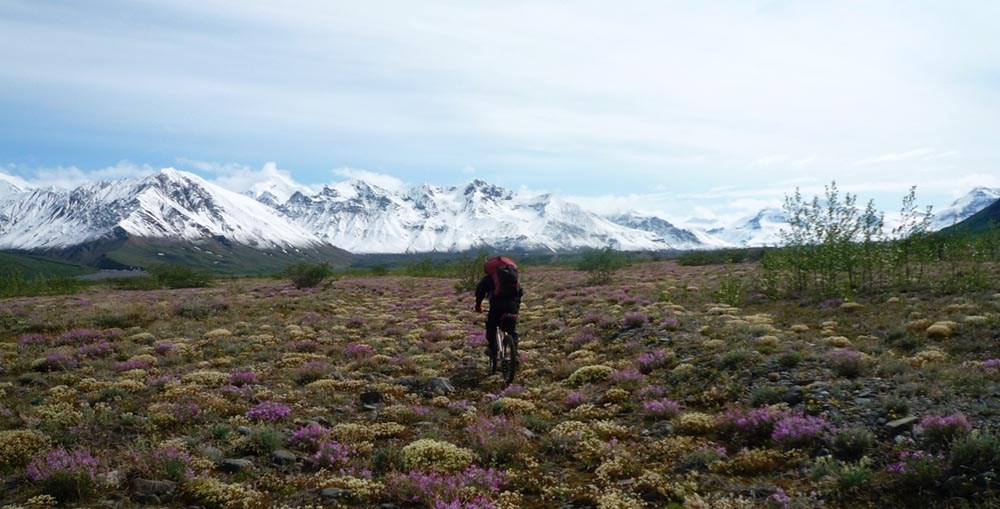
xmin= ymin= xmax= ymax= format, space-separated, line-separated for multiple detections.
xmin=500 ymin=332 xmax=518 ymax=386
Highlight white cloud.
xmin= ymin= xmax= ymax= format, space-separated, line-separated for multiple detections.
xmin=852 ymin=148 xmax=938 ymax=166
xmin=332 ymin=167 xmax=406 ymax=192
xmin=191 ymin=160 xmax=315 ymax=196
xmin=26 ymin=161 xmax=154 ymax=189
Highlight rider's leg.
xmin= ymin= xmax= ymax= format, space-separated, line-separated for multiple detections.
xmin=485 ymin=325 xmax=499 ymax=357
xmin=485 ymin=309 xmax=500 ymax=372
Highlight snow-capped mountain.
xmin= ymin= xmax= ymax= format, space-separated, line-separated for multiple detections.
xmin=607 ymin=211 xmax=721 ymax=250
xmin=278 ymin=179 xmax=678 ymax=253
xmin=930 ymin=187 xmax=1000 ymax=231
xmin=0 ymin=171 xmax=31 ymax=198
xmin=5 ymin=165 xmax=998 ymax=263
xmin=0 ymin=168 xmax=324 ymax=251
xmin=706 ymin=208 xmax=788 ymax=247
xmin=243 ymin=172 xmax=316 ymax=208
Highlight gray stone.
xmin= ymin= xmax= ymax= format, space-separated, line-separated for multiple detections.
xmin=426 ymin=377 xmax=455 ymax=395
xmin=886 ymin=416 xmax=919 ymax=431
xmin=130 ymin=478 xmax=177 ymax=504
xmin=395 ymin=377 xmax=422 ymax=389
xmin=236 ymin=426 xmax=252 ymax=436
xmin=641 ymin=421 xmax=675 ymax=438
xmin=361 ymin=404 xmax=378 ymax=412
xmin=360 ymin=391 xmax=385 ymax=405
xmin=781 ymin=388 xmax=803 ymax=406
xmin=320 ymin=487 xmax=351 ymax=499
xmin=219 ymin=458 xmax=253 ymax=473
xmin=271 ymin=449 xmax=297 ymax=465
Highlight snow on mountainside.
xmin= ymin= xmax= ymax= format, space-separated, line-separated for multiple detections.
xmin=243 ymin=173 xmax=316 ymax=208
xmin=278 ymin=179 xmax=677 ymax=253
xmin=0 ymin=169 xmax=323 ymax=250
xmin=706 ymin=208 xmax=788 ymax=247
xmin=930 ymin=187 xmax=1000 ymax=231
xmin=5 ymin=165 xmax=998 ymax=256
xmin=606 ymin=211 xmax=720 ymax=249
xmin=0 ymin=170 xmax=31 ymax=198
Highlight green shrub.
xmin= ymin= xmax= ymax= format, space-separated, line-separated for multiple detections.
xmin=714 ymin=274 xmax=746 ymax=307
xmin=453 ymin=249 xmax=488 ymax=293
xmin=108 ymin=275 xmax=162 ymax=291
xmin=91 ymin=310 xmax=146 ymax=328
xmin=149 ymin=264 xmax=212 ymax=289
xmin=949 ymin=432 xmax=1000 ymax=474
xmin=719 ymin=349 xmax=756 ymax=370
xmin=283 ymin=262 xmax=333 ymax=289
xmin=0 ymin=272 xmax=86 ymax=298
xmin=577 ymin=246 xmax=625 ymax=285
xmin=831 ymin=427 xmax=875 ymax=462
xmin=245 ymin=428 xmax=284 ymax=455
xmin=777 ymin=351 xmax=803 ymax=369
xmin=749 ymin=386 xmax=783 ymax=407
xmin=676 ymin=248 xmax=764 ymax=266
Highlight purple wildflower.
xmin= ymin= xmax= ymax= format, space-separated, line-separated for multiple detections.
xmin=564 ymin=391 xmax=588 ymax=408
xmin=641 ymin=398 xmax=681 ymax=418
xmin=637 ymin=386 xmax=666 ymax=399
xmin=772 ymin=414 xmax=828 ymax=447
xmin=153 ymin=342 xmax=175 ymax=354
xmin=246 ymin=401 xmax=292 ymax=422
xmin=344 ymin=343 xmax=375 ymax=357
xmin=390 ymin=466 xmax=506 ymax=507
xmin=18 ymin=333 xmax=47 ymax=346
xmin=622 ymin=311 xmax=649 ymax=328
xmin=228 ymin=370 xmax=259 ymax=386
xmin=114 ymin=357 xmax=154 ymax=371
xmin=55 ymin=328 xmax=103 ymax=346
xmin=571 ymin=327 xmax=599 ymax=347
xmin=914 ymin=413 xmax=971 ymax=449
xmin=311 ymin=440 xmax=354 ymax=469
xmin=289 ymin=423 xmax=330 ymax=452
xmin=41 ymin=351 xmax=78 ymax=370
xmin=26 ymin=448 xmax=101 ymax=482
xmin=609 ymin=366 xmax=646 ymax=385
xmin=635 ymin=349 xmax=672 ymax=373
xmin=75 ymin=341 xmax=113 ymax=358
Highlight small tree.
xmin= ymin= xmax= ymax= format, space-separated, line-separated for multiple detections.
xmin=577 ymin=246 xmax=625 ymax=285
xmin=284 ymin=261 xmax=333 ymax=289
xmin=454 ymin=249 xmax=489 ymax=293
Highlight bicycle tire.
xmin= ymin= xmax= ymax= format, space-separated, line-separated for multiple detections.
xmin=501 ymin=333 xmax=518 ymax=386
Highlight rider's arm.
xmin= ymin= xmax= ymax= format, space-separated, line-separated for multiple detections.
xmin=475 ymin=276 xmax=492 ymax=308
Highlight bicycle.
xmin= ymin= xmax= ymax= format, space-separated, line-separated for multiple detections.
xmin=488 ymin=313 xmax=519 ymax=386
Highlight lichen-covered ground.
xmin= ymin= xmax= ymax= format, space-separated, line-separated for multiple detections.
xmin=2 ymin=261 xmax=1000 ymax=508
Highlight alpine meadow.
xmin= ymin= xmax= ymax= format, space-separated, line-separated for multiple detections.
xmin=3 ymin=2 xmax=1000 ymax=508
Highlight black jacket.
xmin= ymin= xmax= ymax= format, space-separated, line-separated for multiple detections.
xmin=475 ymin=275 xmax=523 ymax=311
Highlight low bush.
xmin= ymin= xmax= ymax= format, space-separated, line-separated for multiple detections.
xmin=149 ymin=264 xmax=212 ymax=288
xmin=282 ymin=261 xmax=332 ymax=289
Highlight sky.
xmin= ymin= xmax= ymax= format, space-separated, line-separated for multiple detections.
xmin=1 ymin=0 xmax=999 ymax=225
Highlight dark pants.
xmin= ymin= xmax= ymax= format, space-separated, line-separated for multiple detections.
xmin=485 ymin=298 xmax=518 ymax=357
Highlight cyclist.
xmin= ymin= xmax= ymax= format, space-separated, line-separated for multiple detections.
xmin=474 ymin=256 xmax=523 ymax=374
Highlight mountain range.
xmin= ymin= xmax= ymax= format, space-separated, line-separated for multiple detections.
xmin=0 ymin=168 xmax=997 ymax=271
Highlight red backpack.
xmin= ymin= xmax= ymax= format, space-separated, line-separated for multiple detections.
xmin=484 ymin=256 xmax=520 ymax=298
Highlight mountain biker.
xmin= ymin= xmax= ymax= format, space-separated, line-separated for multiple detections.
xmin=475 ymin=257 xmax=523 ymax=374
